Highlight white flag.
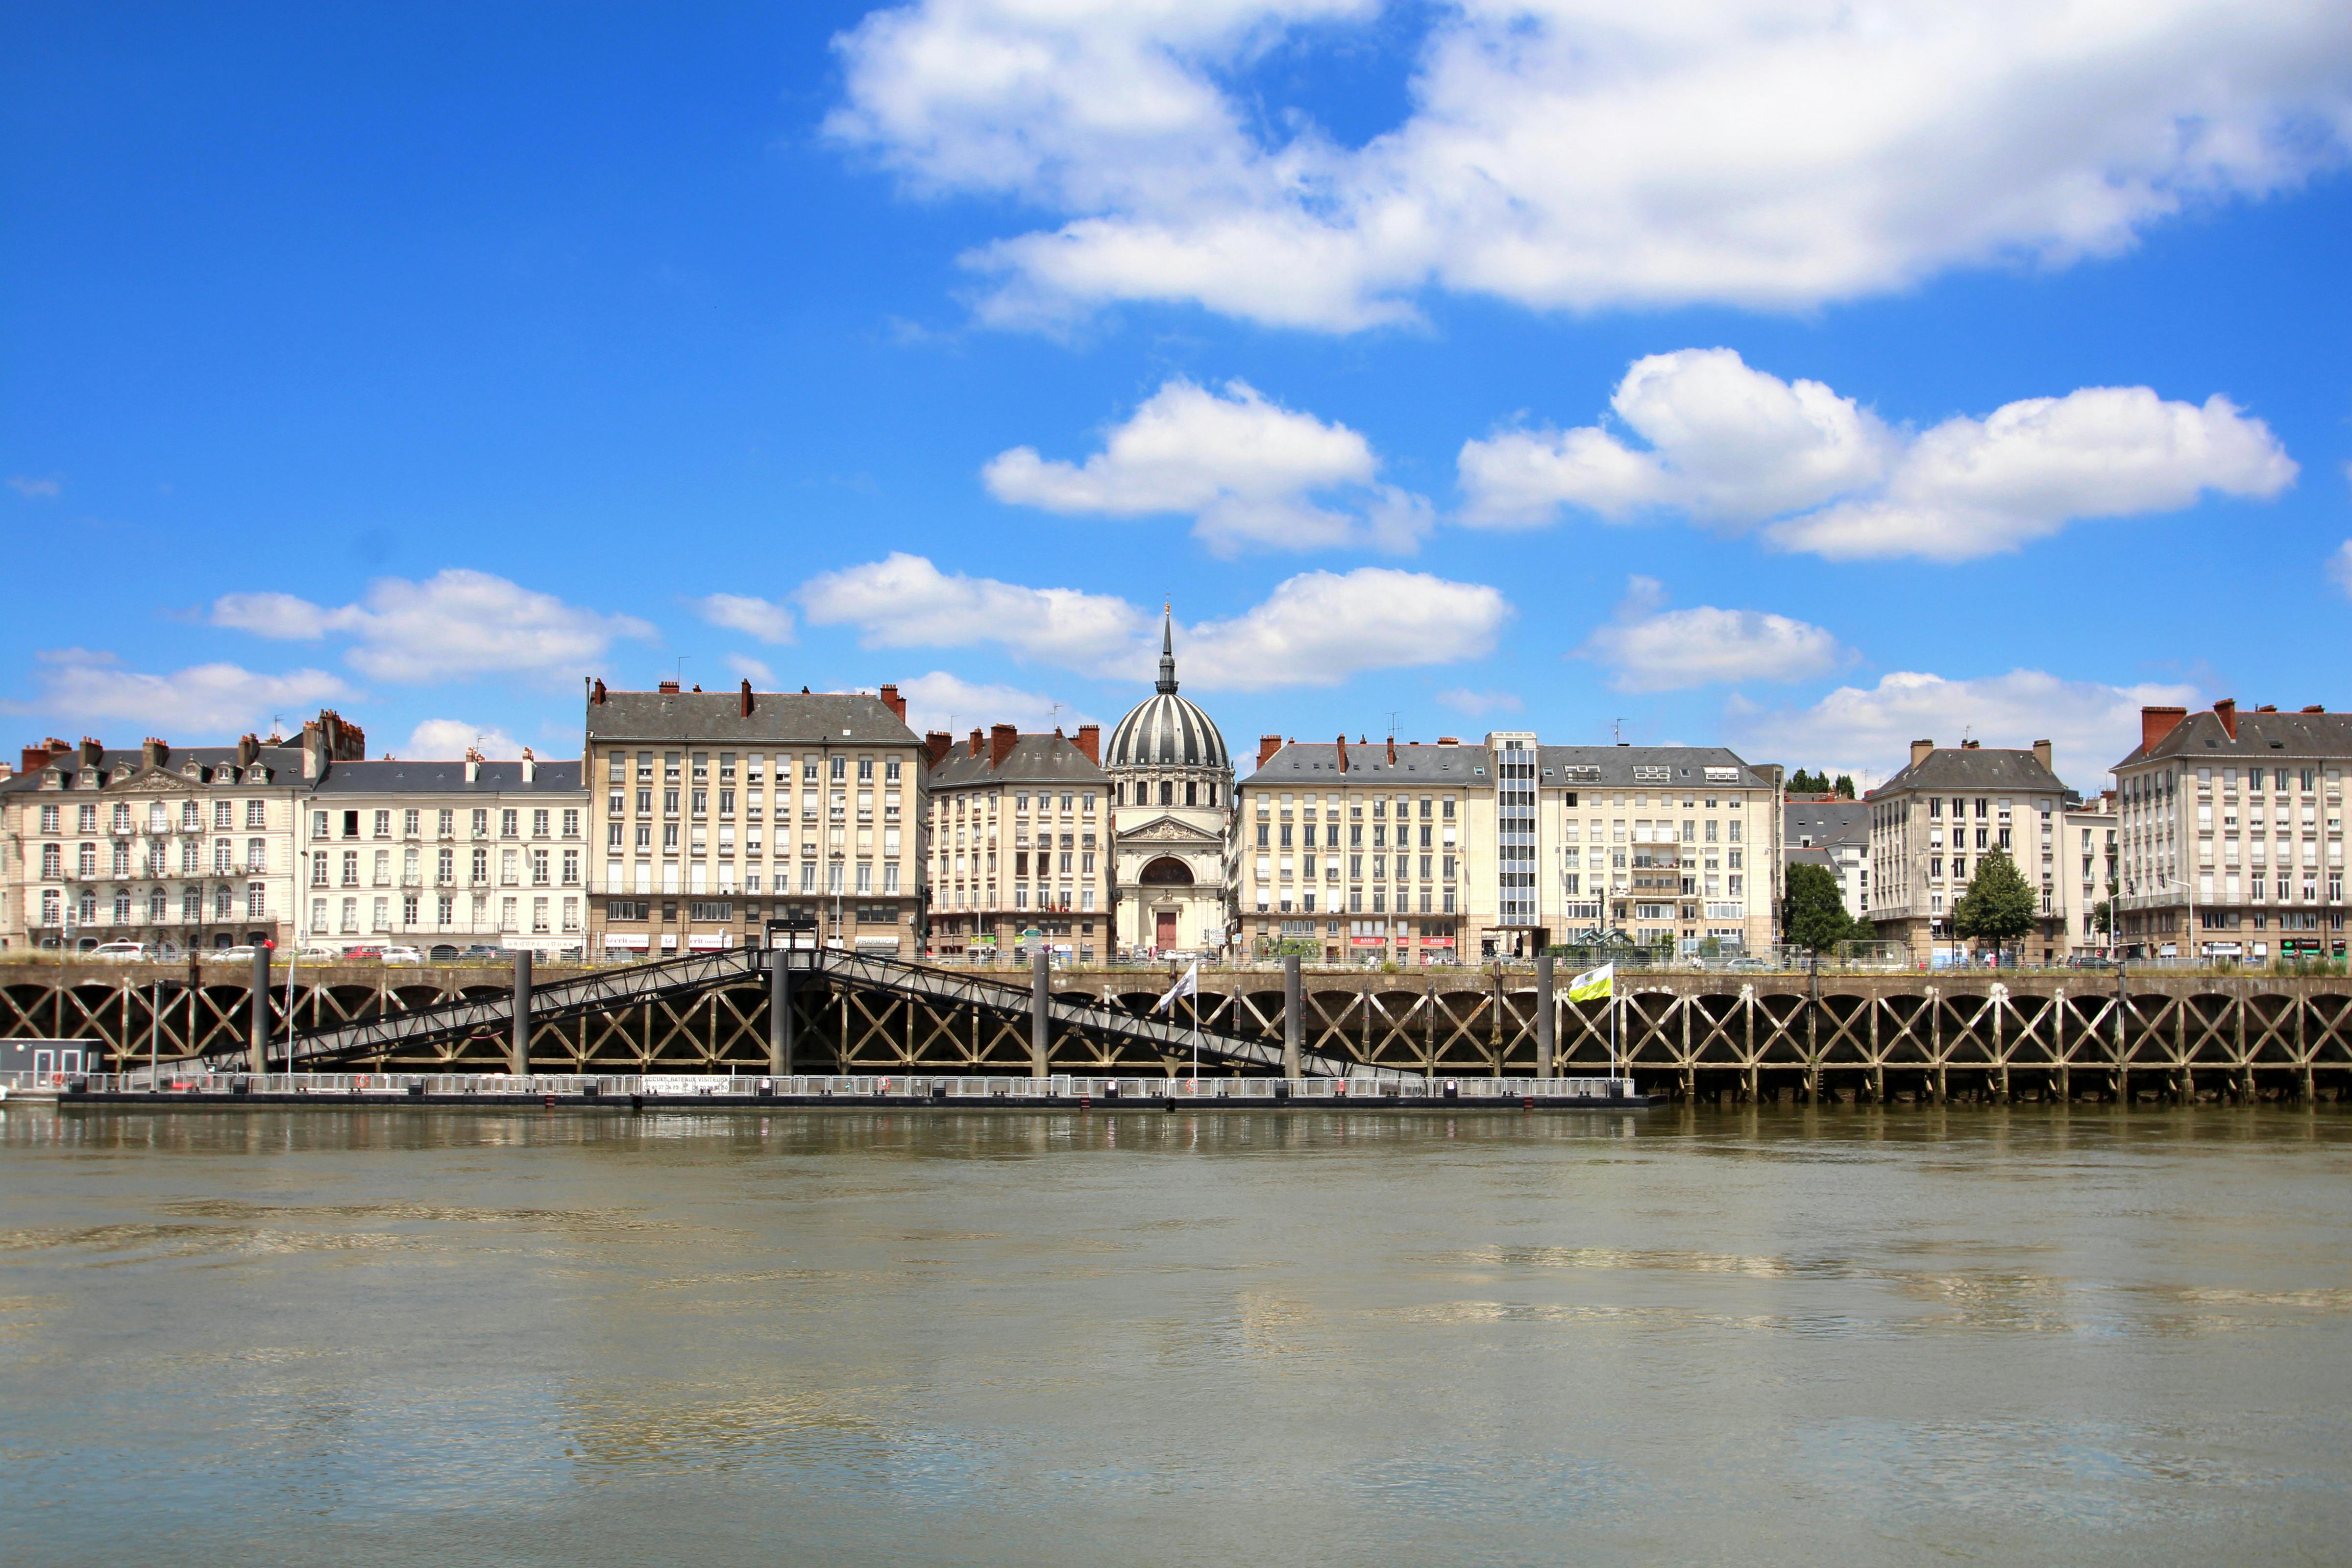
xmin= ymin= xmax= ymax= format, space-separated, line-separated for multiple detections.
xmin=1152 ymin=960 xmax=1200 ymax=1016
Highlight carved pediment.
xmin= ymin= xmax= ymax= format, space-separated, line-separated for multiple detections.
xmin=1116 ymin=814 xmax=1223 ymax=844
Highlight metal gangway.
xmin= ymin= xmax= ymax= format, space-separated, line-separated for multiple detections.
xmin=215 ymin=948 xmax=1420 ymax=1083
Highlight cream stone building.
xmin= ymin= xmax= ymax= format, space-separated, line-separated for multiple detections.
xmin=583 ymin=679 xmax=927 ymax=959
xmin=294 ymin=750 xmax=588 ymax=959
xmin=1865 ymin=737 xmax=2088 ymax=963
xmin=922 ymin=725 xmax=1109 ymax=963
xmin=1105 ymin=618 xmax=1233 ymax=957
xmin=0 ymin=712 xmax=363 ymax=955
xmin=2111 ymin=700 xmax=2348 ymax=961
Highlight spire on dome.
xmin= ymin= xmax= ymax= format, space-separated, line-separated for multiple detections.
xmin=1155 ymin=605 xmax=1178 ymax=695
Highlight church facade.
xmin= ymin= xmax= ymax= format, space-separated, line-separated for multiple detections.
xmin=1104 ymin=616 xmax=1233 ymax=958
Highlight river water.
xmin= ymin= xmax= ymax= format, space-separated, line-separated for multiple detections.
xmin=3 ymin=1105 xmax=2348 ymax=1566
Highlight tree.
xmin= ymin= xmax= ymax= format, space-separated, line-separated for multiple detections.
xmin=1833 ymin=774 xmax=1857 ymax=799
xmin=1783 ymin=862 xmax=1861 ymax=955
xmin=2091 ymin=879 xmax=2118 ymax=937
xmin=1951 ymin=848 xmax=2037 ymax=957
xmin=1787 ymin=768 xmax=1825 ymax=794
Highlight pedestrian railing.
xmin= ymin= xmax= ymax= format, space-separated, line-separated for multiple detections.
xmin=73 ymin=1070 xmax=1640 ymax=1102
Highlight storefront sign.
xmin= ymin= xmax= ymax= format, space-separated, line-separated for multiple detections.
xmin=602 ymin=933 xmax=650 ymax=951
xmin=687 ymin=933 xmax=730 ymax=951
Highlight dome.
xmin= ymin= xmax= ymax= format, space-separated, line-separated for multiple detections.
xmin=1105 ymin=614 xmax=1230 ymax=772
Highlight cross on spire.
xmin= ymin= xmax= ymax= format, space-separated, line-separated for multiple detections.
xmin=1156 ymin=604 xmax=1178 ymax=695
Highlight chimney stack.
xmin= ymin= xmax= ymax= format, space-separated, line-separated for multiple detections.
xmin=1910 ymin=738 xmax=1934 ymax=767
xmin=142 ymin=737 xmax=168 ymax=770
xmin=969 ymin=728 xmax=983 ymax=759
xmin=1073 ymin=724 xmax=1100 ymax=764
xmin=1438 ymin=736 xmax=1459 ymax=746
xmin=989 ymin=723 xmax=1019 ymax=767
xmin=1386 ymin=736 xmax=1396 ymax=765
xmin=521 ymin=747 xmax=536 ymax=783
xmin=2032 ymin=738 xmax=2053 ymax=774
xmin=2214 ymin=697 xmax=2238 ymax=740
xmin=924 ymin=731 xmax=953 ymax=768
xmin=465 ymin=748 xmax=483 ymax=783
xmin=237 ymin=734 xmax=260 ymax=768
xmin=1257 ymin=735 xmax=1282 ymax=769
xmin=2303 ymin=705 xmax=2327 ymax=714
xmin=1336 ymin=735 xmax=1349 ymax=774
xmin=590 ymin=677 xmax=607 ymax=706
xmin=739 ymin=679 xmax=754 ymax=719
xmin=658 ymin=679 xmax=680 ymax=695
xmin=2140 ymin=705 xmax=2187 ymax=752
xmin=878 ymin=683 xmax=906 ymax=722
xmin=78 ymin=736 xmax=103 ymax=767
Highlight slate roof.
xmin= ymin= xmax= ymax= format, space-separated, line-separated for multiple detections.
xmin=585 ymin=689 xmax=919 ymax=747
xmin=0 ymin=744 xmax=305 ymax=794
xmin=1872 ymin=747 xmax=2067 ymax=797
xmin=1785 ymin=798 xmax=1869 ymax=849
xmin=1537 ymin=745 xmax=1775 ymax=790
xmin=309 ymin=759 xmax=584 ymax=795
xmin=929 ymin=734 xmax=1107 ymax=790
xmin=2114 ymin=709 xmax=2352 ymax=770
xmin=1238 ymin=741 xmax=1490 ymax=789
xmin=1785 ymin=846 xmax=1838 ymax=871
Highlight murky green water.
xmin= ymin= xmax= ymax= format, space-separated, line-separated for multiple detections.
xmin=2 ymin=1105 xmax=2348 ymax=1566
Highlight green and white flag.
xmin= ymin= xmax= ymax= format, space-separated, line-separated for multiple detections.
xmin=1567 ymin=962 xmax=1614 ymax=1003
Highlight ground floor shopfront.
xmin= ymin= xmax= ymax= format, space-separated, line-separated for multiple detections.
xmin=591 ymin=896 xmax=913 ymax=960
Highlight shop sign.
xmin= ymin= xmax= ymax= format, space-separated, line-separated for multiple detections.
xmin=603 ymin=933 xmax=650 ymax=951
xmin=687 ymin=933 xmax=730 ymax=951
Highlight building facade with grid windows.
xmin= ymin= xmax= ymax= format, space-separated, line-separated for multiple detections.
xmin=1864 ymin=737 xmax=2087 ymax=963
xmin=922 ymin=725 xmax=1109 ymax=963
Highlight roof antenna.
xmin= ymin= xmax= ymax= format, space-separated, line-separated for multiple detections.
xmin=1384 ymin=709 xmax=1400 ymax=738
xmin=1612 ymin=717 xmax=1623 ymax=745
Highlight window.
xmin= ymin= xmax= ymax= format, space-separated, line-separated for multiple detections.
xmin=438 ymin=808 xmax=454 ymax=837
xmin=212 ymin=802 xmax=232 ymax=831
xmin=533 ymin=808 xmax=550 ymax=837
xmin=373 ymin=810 xmax=392 ymax=838
xmin=472 ymin=809 xmax=489 ymax=837
xmin=403 ymin=808 xmax=420 ymax=836
xmin=501 ymin=809 xmax=519 ymax=837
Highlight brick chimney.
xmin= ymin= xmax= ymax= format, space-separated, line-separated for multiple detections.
xmin=924 ymin=731 xmax=953 ymax=767
xmin=1336 ymin=735 xmax=1349 ymax=773
xmin=1258 ymin=734 xmax=1282 ymax=768
xmin=142 ymin=737 xmax=168 ymax=769
xmin=878 ymin=683 xmax=906 ymax=721
xmin=521 ymin=747 xmax=536 ymax=783
xmin=78 ymin=736 xmax=103 ymax=767
xmin=1073 ymin=723 xmax=1100 ymax=764
xmin=237 ymin=734 xmax=261 ymax=768
xmin=968 ymin=727 xmax=983 ymax=759
xmin=989 ymin=723 xmax=1019 ymax=767
xmin=2213 ymin=697 xmax=2237 ymax=740
xmin=2303 ymin=705 xmax=2327 ymax=714
xmin=465 ymin=748 xmax=482 ymax=783
xmin=1386 ymin=736 xmax=1396 ymax=765
xmin=2140 ymin=706 xmax=2187 ymax=751
xmin=658 ymin=679 xmax=680 ymax=695
xmin=739 ymin=678 xmax=754 ymax=718
xmin=1437 ymin=736 xmax=1459 ymax=746
xmin=590 ymin=678 xmax=607 ymax=706
xmin=2032 ymin=738 xmax=2052 ymax=774
xmin=1910 ymin=738 xmax=1934 ymax=767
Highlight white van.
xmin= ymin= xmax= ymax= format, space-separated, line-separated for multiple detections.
xmin=90 ymin=941 xmax=148 ymax=963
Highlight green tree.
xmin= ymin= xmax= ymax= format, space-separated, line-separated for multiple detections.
xmin=2091 ymin=879 xmax=2118 ymax=936
xmin=1782 ymin=862 xmax=1860 ymax=955
xmin=1951 ymin=848 xmax=2037 ymax=957
xmin=1833 ymin=774 xmax=1857 ymax=799
xmin=1787 ymin=769 xmax=1824 ymax=794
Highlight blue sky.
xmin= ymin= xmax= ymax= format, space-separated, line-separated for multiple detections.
xmin=5 ymin=1 xmax=2349 ymax=793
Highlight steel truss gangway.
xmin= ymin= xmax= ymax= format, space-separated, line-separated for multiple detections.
xmin=218 ymin=947 xmax=1418 ymax=1082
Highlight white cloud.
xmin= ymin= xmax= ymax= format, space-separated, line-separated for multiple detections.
xmin=984 ymin=378 xmax=1426 ymax=553
xmin=798 ymin=553 xmax=1510 ymax=689
xmin=725 ymin=654 xmax=777 ymax=686
xmin=9 ymin=649 xmax=350 ymax=737
xmin=402 ymin=719 xmax=524 ymax=758
xmin=210 ymin=569 xmax=656 ymax=684
xmin=1181 ymin=568 xmax=1512 ymax=690
xmin=897 ymin=671 xmax=1094 ymax=736
xmin=693 ymin=593 xmax=796 ymax=644
xmin=828 ymin=1 xmax=2352 ymax=330
xmin=7 ymin=475 xmax=62 ymax=499
xmin=2325 ymin=539 xmax=2352 ymax=600
xmin=800 ymin=552 xmax=1146 ymax=668
xmin=1578 ymin=576 xmax=1847 ymax=693
xmin=1435 ymin=687 xmax=1523 ymax=717
xmin=1724 ymin=669 xmax=2202 ymax=791
xmin=1458 ymin=350 xmax=2296 ymax=560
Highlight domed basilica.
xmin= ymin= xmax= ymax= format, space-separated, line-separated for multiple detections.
xmin=1104 ymin=613 xmax=1232 ymax=956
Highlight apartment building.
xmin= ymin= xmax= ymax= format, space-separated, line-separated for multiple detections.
xmin=1864 ymin=737 xmax=2085 ymax=963
xmin=1230 ymin=734 xmax=1781 ymax=962
xmin=2063 ymin=794 xmax=2119 ymax=955
xmin=295 ymin=750 xmax=588 ymax=958
xmin=0 ymin=711 xmax=362 ymax=954
xmin=1785 ymin=797 xmax=1871 ymax=920
xmin=2111 ymin=700 xmax=2348 ymax=961
xmin=583 ymin=679 xmax=926 ymax=959
xmin=923 ymin=725 xmax=1109 ymax=962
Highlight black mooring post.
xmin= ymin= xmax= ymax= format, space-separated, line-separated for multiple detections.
xmin=769 ymin=951 xmax=793 ymax=1078
xmin=511 ymin=949 xmax=533 ymax=1077
xmin=1536 ymin=953 xmax=1556 ymax=1078
xmin=248 ymin=943 xmax=271 ymax=1074
xmin=1282 ymin=954 xmax=1302 ymax=1079
xmin=1030 ymin=951 xmax=1050 ymax=1079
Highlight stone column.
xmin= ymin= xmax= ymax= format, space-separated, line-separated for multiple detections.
xmin=1282 ymin=954 xmax=1302 ymax=1079
xmin=510 ymin=949 xmax=533 ymax=1077
xmin=248 ymin=943 xmax=271 ymax=1074
xmin=768 ymin=951 xmax=793 ymax=1078
xmin=1535 ymin=954 xmax=1556 ymax=1078
xmin=1030 ymin=951 xmax=1050 ymax=1078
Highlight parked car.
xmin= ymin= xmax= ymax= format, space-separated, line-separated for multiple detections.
xmin=341 ymin=945 xmax=385 ymax=962
xmin=212 ymin=945 xmax=258 ymax=965
xmin=460 ymin=944 xmax=504 ymax=960
xmin=293 ymin=946 xmax=337 ymax=963
xmin=90 ymin=941 xmax=148 ymax=962
xmin=381 ymin=945 xmax=424 ymax=966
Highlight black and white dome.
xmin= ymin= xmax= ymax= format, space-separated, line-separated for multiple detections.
xmin=1105 ymin=614 xmax=1229 ymax=772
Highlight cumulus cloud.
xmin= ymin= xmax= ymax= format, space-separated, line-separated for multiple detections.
xmin=798 ymin=553 xmax=1510 ymax=689
xmin=984 ymin=378 xmax=1426 ymax=554
xmin=693 ymin=593 xmax=796 ymax=644
xmin=898 ymin=671 xmax=1094 ymax=736
xmin=1458 ymin=350 xmax=2295 ymax=560
xmin=1180 ymin=568 xmax=1512 ymax=690
xmin=7 ymin=648 xmax=350 ymax=736
xmin=7 ymin=475 xmax=62 ymax=499
xmin=801 ymin=552 xmax=1147 ymax=668
xmin=210 ymin=569 xmax=656 ymax=684
xmin=827 ymin=0 xmax=2352 ymax=330
xmin=403 ymin=719 xmax=524 ymax=758
xmin=1724 ymin=669 xmax=2202 ymax=791
xmin=2328 ymin=539 xmax=2352 ymax=600
xmin=1578 ymin=576 xmax=1847 ymax=693
xmin=1435 ymin=688 xmax=1523 ymax=717
xmin=725 ymin=654 xmax=778 ymax=687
